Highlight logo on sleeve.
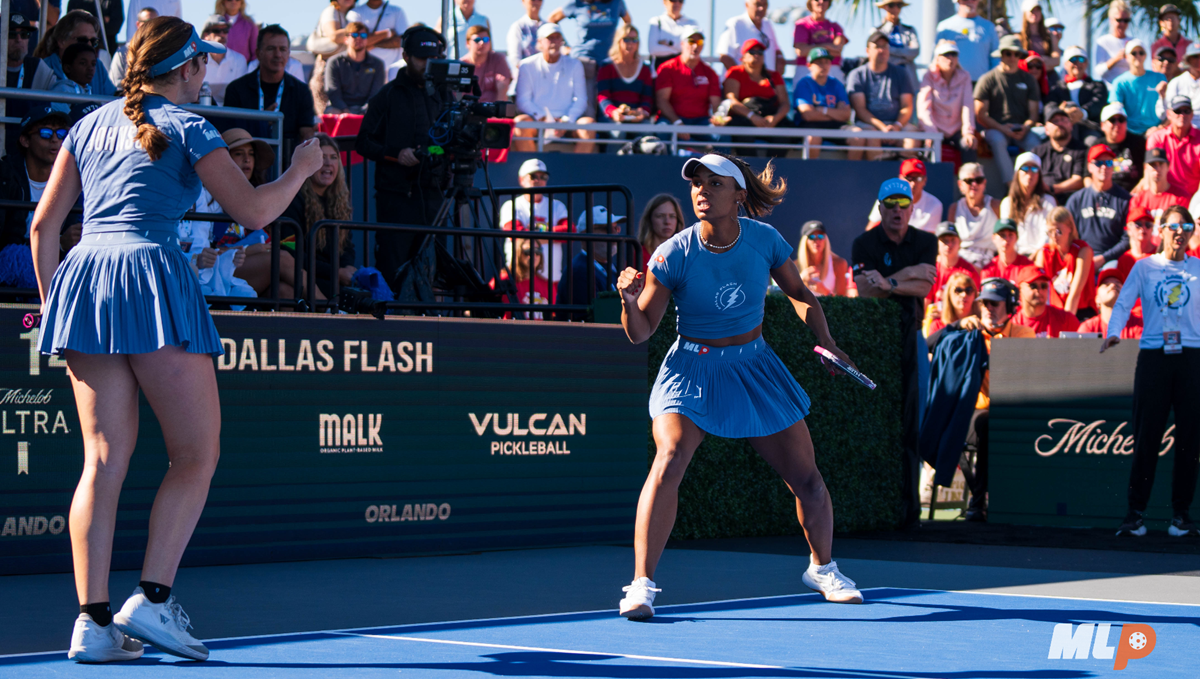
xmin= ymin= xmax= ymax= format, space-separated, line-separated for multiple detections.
xmin=656 ymin=255 xmax=665 ymax=263
xmin=715 ymin=282 xmax=746 ymax=311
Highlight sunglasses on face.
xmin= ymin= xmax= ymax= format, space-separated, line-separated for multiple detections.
xmin=75 ymin=36 xmax=99 ymax=48
xmin=881 ymin=197 xmax=912 ymax=209
xmin=1131 ymin=222 xmax=1154 ymax=229
xmin=1174 ymin=108 xmax=1194 ymax=115
xmin=688 ymin=37 xmax=704 ymax=46
xmin=10 ymin=31 xmax=30 ymax=40
xmin=1028 ymin=282 xmax=1050 ymax=291
xmin=808 ymin=233 xmax=827 ymax=240
xmin=622 ymin=36 xmax=639 ymax=43
xmin=747 ymin=48 xmax=765 ymax=56
xmin=1158 ymin=56 xmax=1176 ymax=63
xmin=207 ymin=28 xmax=230 ymax=35
xmin=36 ymin=127 xmax=69 ymax=140
xmin=1019 ymin=165 xmax=1040 ymax=173
xmin=903 ymin=174 xmax=925 ymax=183
xmin=1115 ymin=18 xmax=1131 ymax=24
xmin=962 ymin=176 xmax=985 ymax=185
xmin=1108 ymin=116 xmax=1128 ymax=124
xmin=1093 ymin=159 xmax=1115 ymax=168
xmin=953 ymin=287 xmax=976 ymax=295
xmin=1069 ymin=56 xmax=1087 ymax=64
xmin=1165 ymin=222 xmax=1197 ymax=232
xmin=528 ymin=172 xmax=549 ymax=181
xmin=1131 ymin=51 xmax=1146 ymax=57
xmin=469 ymin=35 xmax=489 ymax=43
xmin=352 ymin=32 xmax=371 ymax=40
xmin=1028 ymin=63 xmax=1044 ymax=70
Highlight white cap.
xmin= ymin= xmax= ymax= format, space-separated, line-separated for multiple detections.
xmin=1020 ymin=0 xmax=1041 ymax=14
xmin=518 ymin=158 xmax=548 ymax=177
xmin=681 ymin=154 xmax=747 ymax=189
xmin=1101 ymin=101 xmax=1127 ymax=121
xmin=1062 ymin=45 xmax=1086 ymax=62
xmin=1045 ymin=17 xmax=1064 ymax=29
xmin=576 ymin=205 xmax=626 ymax=232
xmin=1014 ymin=152 xmax=1041 ymax=170
xmin=681 ymin=25 xmax=704 ymax=41
xmin=1186 ymin=42 xmax=1200 ymax=59
xmin=536 ymin=23 xmax=562 ymax=40
xmin=934 ymin=39 xmax=960 ymax=57
xmin=1125 ymin=39 xmax=1146 ymax=57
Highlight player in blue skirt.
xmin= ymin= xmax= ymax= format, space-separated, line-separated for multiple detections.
xmin=31 ymin=17 xmax=322 ymax=662
xmin=615 ymin=153 xmax=862 ymax=619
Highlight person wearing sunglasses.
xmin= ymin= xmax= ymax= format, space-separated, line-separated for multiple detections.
xmin=848 ymin=31 xmax=920 ymax=159
xmin=1114 ymin=205 xmax=1160 ymax=284
xmin=654 ymin=26 xmax=722 ymax=143
xmin=1159 ymin=42 xmax=1200 ymax=121
xmin=1067 ymin=144 xmax=1132 ymax=268
xmin=925 ymin=221 xmax=979 ymax=311
xmin=597 ymin=24 xmax=653 ymax=126
xmin=5 ymin=13 xmax=43 ymax=155
xmin=1045 ymin=46 xmax=1108 ymax=144
xmin=917 ymin=40 xmax=977 ymax=162
xmin=1010 ymin=263 xmax=1080 ymax=336
xmin=0 ymin=106 xmax=78 ymax=257
xmin=30 ymin=9 xmax=116 ymax=96
xmin=1094 ymin=0 xmax=1133 ymax=83
xmin=1151 ymin=4 xmax=1191 ymax=69
xmin=974 ymin=34 xmax=1041 ymax=184
xmin=1130 ymin=147 xmax=1188 ymax=227
xmin=1095 ymin=102 xmax=1142 ymax=192
xmin=796 ymin=219 xmax=848 ymax=297
xmin=1110 ymin=39 xmax=1166 ymax=139
xmin=1000 ymin=151 xmax=1055 ymax=256
xmin=461 ymin=25 xmax=511 ymax=104
xmin=981 ymin=218 xmax=1034 ymax=284
xmin=948 ymin=163 xmax=1000 ymax=268
xmin=1104 ymin=204 xmax=1200 ymax=539
xmin=924 ymin=269 xmax=978 ymax=336
xmin=1154 ymin=45 xmax=1182 ymax=81
xmin=198 ymin=16 xmax=248 ymax=106
xmin=1148 ymin=95 xmax=1200 ymax=199
xmin=717 ymin=0 xmax=783 ymax=74
xmin=513 ymin=23 xmax=597 ymax=153
xmin=323 ymin=20 xmax=387 ymax=115
xmin=852 ymin=177 xmax=937 ymax=528
xmin=874 ymin=0 xmax=919 ymax=91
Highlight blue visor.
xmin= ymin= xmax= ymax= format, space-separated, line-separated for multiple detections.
xmin=148 ymin=28 xmax=226 ymax=78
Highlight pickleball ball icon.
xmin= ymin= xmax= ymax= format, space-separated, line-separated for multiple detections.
xmin=1114 ymin=624 xmax=1156 ymax=670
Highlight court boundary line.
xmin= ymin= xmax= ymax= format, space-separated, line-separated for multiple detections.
xmin=6 ymin=585 xmax=1197 ymax=661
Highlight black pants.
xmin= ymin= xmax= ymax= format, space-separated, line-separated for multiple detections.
xmin=375 ymin=188 xmax=442 ymax=283
xmin=1128 ymin=348 xmax=1200 ymax=515
xmin=965 ymin=409 xmax=989 ymax=510
xmin=900 ymin=324 xmax=923 ymax=524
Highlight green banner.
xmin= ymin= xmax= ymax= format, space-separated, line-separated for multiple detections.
xmin=989 ymin=339 xmax=1184 ymax=528
xmin=0 ymin=306 xmax=648 ymax=575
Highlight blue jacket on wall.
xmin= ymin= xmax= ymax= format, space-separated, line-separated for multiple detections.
xmin=920 ymin=327 xmax=986 ymax=487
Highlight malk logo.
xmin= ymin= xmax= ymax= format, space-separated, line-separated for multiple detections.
xmin=715 ymin=282 xmax=746 ymax=311
xmin=1048 ymin=623 xmax=1156 ymax=670
xmin=318 ymin=413 xmax=383 ymax=453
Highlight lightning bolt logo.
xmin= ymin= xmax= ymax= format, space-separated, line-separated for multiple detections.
xmin=715 ymin=283 xmax=746 ymax=311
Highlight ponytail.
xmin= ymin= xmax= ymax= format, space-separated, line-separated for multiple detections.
xmin=123 ymin=16 xmax=196 ymax=161
xmin=714 ymin=153 xmax=787 ymax=218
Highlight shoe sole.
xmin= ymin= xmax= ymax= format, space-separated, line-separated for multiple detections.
xmin=1168 ymin=526 xmax=1200 ymax=537
xmin=619 ymin=604 xmax=654 ymax=620
xmin=68 ymin=647 xmax=144 ymax=663
xmin=114 ymin=615 xmax=208 ymax=661
xmin=802 ymin=573 xmax=864 ymax=604
xmin=1116 ymin=526 xmax=1147 ymax=537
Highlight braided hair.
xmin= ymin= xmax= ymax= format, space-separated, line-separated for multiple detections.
xmin=122 ymin=16 xmax=197 ymax=162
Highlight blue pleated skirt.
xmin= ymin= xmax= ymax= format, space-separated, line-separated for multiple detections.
xmin=38 ymin=230 xmax=223 ymax=357
xmin=649 ymin=336 xmax=811 ymax=438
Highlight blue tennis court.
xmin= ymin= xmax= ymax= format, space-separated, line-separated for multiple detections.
xmin=3 ymin=588 xmax=1197 ymax=677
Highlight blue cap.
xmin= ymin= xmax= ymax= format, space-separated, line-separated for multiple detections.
xmin=878 ymin=177 xmax=913 ymax=202
xmin=148 ymin=28 xmax=226 ymax=78
xmin=21 ymin=102 xmax=71 ymax=135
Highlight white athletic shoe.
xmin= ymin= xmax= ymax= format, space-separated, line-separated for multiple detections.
xmin=114 ymin=588 xmax=209 ymax=661
xmin=802 ymin=560 xmax=863 ymax=604
xmin=619 ymin=577 xmax=661 ymax=620
xmin=67 ymin=613 xmax=144 ymax=663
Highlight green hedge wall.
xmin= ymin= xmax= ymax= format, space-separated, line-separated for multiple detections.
xmin=646 ymin=294 xmax=905 ymax=538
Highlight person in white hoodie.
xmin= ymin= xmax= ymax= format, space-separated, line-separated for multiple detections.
xmin=512 ymin=23 xmax=595 ymax=153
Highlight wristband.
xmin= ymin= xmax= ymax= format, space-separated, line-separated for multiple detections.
xmin=672 ymin=119 xmax=684 ymax=125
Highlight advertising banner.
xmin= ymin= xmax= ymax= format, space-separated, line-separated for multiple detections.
xmin=989 ymin=339 xmax=1185 ymax=528
xmin=0 ymin=307 xmax=649 ymax=575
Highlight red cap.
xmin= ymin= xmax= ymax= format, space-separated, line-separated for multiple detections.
xmin=740 ymin=38 xmax=767 ymax=55
xmin=1016 ymin=265 xmax=1051 ymax=287
xmin=1126 ymin=205 xmax=1152 ymax=225
xmin=1097 ymin=260 xmax=1126 ymax=285
xmin=1088 ymin=143 xmax=1116 ymax=163
xmin=899 ymin=158 xmax=927 ymax=177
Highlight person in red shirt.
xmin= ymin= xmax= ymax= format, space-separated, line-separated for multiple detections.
xmin=656 ymin=26 xmax=722 ymax=141
xmin=1011 ymin=265 xmax=1082 ymax=336
xmin=923 ymin=269 xmax=977 ymax=337
xmin=1078 ymin=260 xmax=1144 ymax=338
xmin=981 ymin=219 xmax=1034 ymax=283
xmin=1116 ymin=205 xmax=1158 ymax=281
xmin=1035 ymin=206 xmax=1095 ymax=316
xmin=1146 ymin=95 xmax=1200 ymax=197
xmin=722 ymin=39 xmax=790 ymax=129
xmin=1130 ymin=147 xmax=1189 ymax=221
xmin=927 ymin=221 xmax=980 ymax=305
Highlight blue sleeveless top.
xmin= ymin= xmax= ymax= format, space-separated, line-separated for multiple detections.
xmin=63 ymin=96 xmax=227 ymax=236
xmin=648 ymin=218 xmax=793 ymax=339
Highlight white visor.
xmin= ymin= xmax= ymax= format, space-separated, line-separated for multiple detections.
xmin=681 ymin=154 xmax=747 ymax=189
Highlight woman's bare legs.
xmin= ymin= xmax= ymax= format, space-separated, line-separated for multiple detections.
xmin=633 ymin=414 xmax=706 ymax=580
xmin=748 ymin=419 xmax=832 ymax=565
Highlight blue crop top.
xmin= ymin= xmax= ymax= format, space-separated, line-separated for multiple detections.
xmin=648 ymin=218 xmax=793 ymax=339
xmin=64 ymin=96 xmax=227 ymax=236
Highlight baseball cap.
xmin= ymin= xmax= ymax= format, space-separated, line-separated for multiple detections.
xmin=993 ymin=218 xmax=1018 ymax=234
xmin=866 ymin=29 xmax=889 ymax=47
xmin=21 ymin=103 xmax=71 ymax=136
xmin=935 ymin=221 xmax=959 ymax=238
xmin=9 ymin=13 xmax=33 ymax=31
xmin=1101 ymin=102 xmax=1127 ymax=122
xmin=801 ymin=220 xmax=826 ymax=238
xmin=681 ymin=154 xmax=747 ymax=189
xmin=1014 ymin=151 xmax=1041 ymax=170
xmin=518 ymin=158 xmax=548 ymax=177
xmin=1186 ymin=43 xmax=1200 ymax=60
xmin=978 ymin=277 xmax=1014 ymax=304
xmin=934 ymin=39 xmax=960 ymax=57
xmin=899 ymin=158 xmax=926 ymax=178
xmin=1021 ymin=0 xmax=1041 ymax=13
xmin=1062 ymin=45 xmax=1087 ymax=62
xmin=1124 ymin=39 xmax=1147 ymax=57
xmin=1097 ymin=260 xmax=1125 ymax=285
xmin=992 ymin=34 xmax=1027 ymax=58
xmin=681 ymin=26 xmax=704 ymax=41
xmin=1159 ymin=3 xmax=1181 ymax=18
xmin=1043 ymin=102 xmax=1069 ymax=123
xmin=1016 ymin=265 xmax=1050 ymax=286
xmin=808 ymin=47 xmax=831 ymax=62
xmin=148 ymin=27 xmax=226 ymax=78
xmin=1145 ymin=147 xmax=1168 ymax=164
xmin=203 ymin=15 xmax=231 ymax=35
xmin=403 ymin=26 xmax=445 ymax=57
xmin=878 ymin=177 xmax=912 ymax=202
xmin=741 ymin=38 xmax=767 ymax=55
xmin=1126 ymin=205 xmax=1151 ymax=225
xmin=1155 ymin=45 xmax=1177 ymax=61
xmin=1045 ymin=17 xmax=1064 ymax=29
xmin=1088 ymin=143 xmax=1116 ymax=163
xmin=536 ymin=23 xmax=564 ymax=40
xmin=576 ymin=205 xmax=625 ymax=232
xmin=1170 ymin=95 xmax=1194 ymax=111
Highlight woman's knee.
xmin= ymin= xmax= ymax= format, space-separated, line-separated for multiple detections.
xmin=649 ymin=445 xmax=692 ymax=486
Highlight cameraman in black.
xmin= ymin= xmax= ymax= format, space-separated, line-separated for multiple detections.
xmin=356 ymin=26 xmax=448 ymax=281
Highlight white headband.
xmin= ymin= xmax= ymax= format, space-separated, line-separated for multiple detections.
xmin=681 ymin=154 xmax=747 ymax=189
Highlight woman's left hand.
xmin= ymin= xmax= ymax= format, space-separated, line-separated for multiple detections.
xmin=231 ymin=246 xmax=247 ymax=268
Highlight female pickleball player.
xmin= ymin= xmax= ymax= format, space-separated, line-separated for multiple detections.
xmin=31 ymin=17 xmax=323 ymax=663
xmin=615 ymin=153 xmax=862 ymax=620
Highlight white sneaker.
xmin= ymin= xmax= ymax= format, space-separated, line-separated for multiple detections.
xmin=619 ymin=577 xmax=661 ymax=620
xmin=114 ymin=588 xmax=209 ymax=661
xmin=802 ymin=560 xmax=863 ymax=604
xmin=68 ymin=613 xmax=144 ymax=663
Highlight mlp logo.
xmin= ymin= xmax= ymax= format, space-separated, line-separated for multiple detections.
xmin=1048 ymin=623 xmax=1156 ymax=670
xmin=714 ymin=282 xmax=746 ymax=311
xmin=1154 ymin=277 xmax=1191 ymax=310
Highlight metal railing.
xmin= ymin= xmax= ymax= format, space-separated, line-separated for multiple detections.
xmin=0 ymin=88 xmax=287 ymax=171
xmin=513 ymin=120 xmax=944 ymax=161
